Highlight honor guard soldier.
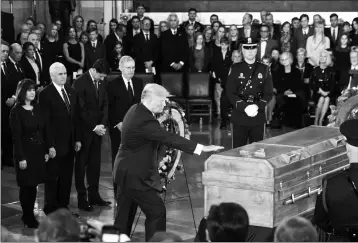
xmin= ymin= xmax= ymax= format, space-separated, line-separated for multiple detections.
xmin=226 ymin=37 xmax=273 ymax=148
xmin=312 ymin=119 xmax=358 ymax=242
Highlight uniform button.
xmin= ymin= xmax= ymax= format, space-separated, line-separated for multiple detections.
xmin=241 ymin=82 xmax=243 ymax=84
xmin=250 ymin=86 xmax=252 ymax=88
xmin=249 ymin=67 xmax=252 ymax=69
xmin=260 ymin=82 xmax=262 ymax=84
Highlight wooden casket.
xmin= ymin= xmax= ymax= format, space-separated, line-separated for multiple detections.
xmin=202 ymin=126 xmax=350 ymax=228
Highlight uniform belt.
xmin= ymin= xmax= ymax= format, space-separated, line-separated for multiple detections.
xmin=239 ymin=93 xmax=264 ymax=103
xmin=24 ymin=135 xmax=43 ymax=144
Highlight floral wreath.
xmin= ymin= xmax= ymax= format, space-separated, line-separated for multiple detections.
xmin=328 ymin=87 xmax=358 ymax=127
xmin=156 ymin=101 xmax=190 ymax=185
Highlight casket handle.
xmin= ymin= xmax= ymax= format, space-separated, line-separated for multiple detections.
xmin=329 ymin=136 xmax=345 ymax=147
xmin=282 ymin=151 xmax=301 ymax=163
xmin=284 ymin=186 xmax=321 ymax=205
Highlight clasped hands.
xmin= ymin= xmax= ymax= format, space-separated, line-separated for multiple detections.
xmin=318 ymin=88 xmax=329 ymax=97
xmin=94 ymin=124 xmax=106 ymax=136
xmin=171 ymin=62 xmax=183 ymax=71
xmin=244 ymin=104 xmax=259 ymax=117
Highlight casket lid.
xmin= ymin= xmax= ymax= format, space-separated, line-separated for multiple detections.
xmin=206 ymin=126 xmax=345 ymax=178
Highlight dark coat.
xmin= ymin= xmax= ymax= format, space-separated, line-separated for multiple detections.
xmin=325 ymin=27 xmax=343 ymax=50
xmin=212 ymin=48 xmax=232 ymax=85
xmin=19 ymin=55 xmax=44 ymax=86
xmin=312 ymin=163 xmax=358 ymax=232
xmin=72 ymin=72 xmax=108 ymax=133
xmin=238 ymin=26 xmax=260 ymax=40
xmin=188 ymin=45 xmax=211 ymax=73
xmin=84 ymin=41 xmax=106 ymax=70
xmin=104 ymin=32 xmax=122 ymax=65
xmin=226 ymin=61 xmax=273 ymax=126
xmin=39 ymin=83 xmax=81 ymax=157
xmin=132 ymin=32 xmax=159 ymax=73
xmin=256 ymin=39 xmax=279 ymax=61
xmin=292 ymin=26 xmax=314 ymax=56
xmin=113 ymin=103 xmax=197 ymax=192
xmin=106 ymin=75 xmax=143 ymax=127
xmin=180 ymin=20 xmax=205 ymax=33
xmin=159 ymin=29 xmax=189 ymax=72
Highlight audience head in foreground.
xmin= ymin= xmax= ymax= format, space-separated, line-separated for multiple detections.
xmin=206 ymin=202 xmax=249 ymax=242
xmin=274 ymin=216 xmax=318 ymax=242
xmin=35 ymin=209 xmax=81 ymax=242
xmin=340 ymin=119 xmax=358 ymax=162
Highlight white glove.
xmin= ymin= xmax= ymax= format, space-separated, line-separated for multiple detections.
xmin=244 ymin=104 xmax=258 ymax=117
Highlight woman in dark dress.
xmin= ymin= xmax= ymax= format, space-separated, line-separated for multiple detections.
xmin=10 ymin=79 xmax=54 ymax=228
xmin=189 ymin=32 xmax=211 ymax=73
xmin=335 ymin=34 xmax=351 ymax=92
xmin=63 ymin=27 xmax=84 ymax=84
xmin=351 ymin=17 xmax=358 ymax=47
xmin=276 ymin=52 xmax=306 ymax=128
xmin=108 ymin=41 xmax=124 ymax=72
xmin=310 ymin=50 xmax=335 ymax=126
xmin=294 ymin=48 xmax=314 ymax=101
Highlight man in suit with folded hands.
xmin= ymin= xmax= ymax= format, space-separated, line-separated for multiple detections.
xmin=72 ymin=59 xmax=111 ymax=211
xmin=113 ymin=83 xmax=224 ymax=241
xmin=107 ymin=56 xmax=143 ymax=196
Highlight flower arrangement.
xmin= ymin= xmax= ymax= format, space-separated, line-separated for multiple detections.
xmin=328 ymin=87 xmax=358 ymax=127
xmin=156 ymin=101 xmax=190 ymax=186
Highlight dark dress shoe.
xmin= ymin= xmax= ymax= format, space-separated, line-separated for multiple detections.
xmin=22 ymin=216 xmax=39 ymax=228
xmin=89 ymin=198 xmax=112 ymax=206
xmin=78 ymin=202 xmax=94 ymax=212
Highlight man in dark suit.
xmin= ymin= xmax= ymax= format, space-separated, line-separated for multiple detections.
xmin=256 ymin=25 xmax=279 ymax=61
xmin=180 ymin=8 xmax=205 ymax=33
xmin=312 ymin=119 xmax=358 ymax=242
xmin=28 ymin=33 xmax=45 ymax=86
xmin=292 ymin=14 xmax=314 ymax=57
xmin=126 ymin=4 xmax=154 ymax=33
xmin=325 ymin=13 xmax=342 ymax=50
xmin=1 ymin=40 xmax=13 ymax=167
xmin=48 ymin=0 xmax=76 ymax=33
xmin=39 ymin=62 xmax=81 ymax=214
xmin=85 ymin=30 xmax=106 ymax=71
xmin=73 ymin=59 xmax=111 ymax=211
xmin=113 ymin=83 xmax=223 ymax=241
xmin=124 ymin=16 xmax=141 ymax=57
xmin=160 ymin=13 xmax=189 ymax=72
xmin=238 ymin=13 xmax=260 ymax=41
xmin=265 ymin=13 xmax=281 ymax=41
xmin=132 ymin=17 xmax=159 ymax=73
xmin=107 ymin=56 xmax=143 ymax=195
xmin=104 ymin=25 xmax=124 ymax=66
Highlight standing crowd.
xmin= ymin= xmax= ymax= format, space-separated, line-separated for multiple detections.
xmin=1 ymin=5 xmax=358 ymax=241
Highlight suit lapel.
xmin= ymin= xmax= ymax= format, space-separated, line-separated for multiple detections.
xmin=49 ymin=83 xmax=69 ymax=112
xmin=86 ymin=72 xmax=98 ymax=100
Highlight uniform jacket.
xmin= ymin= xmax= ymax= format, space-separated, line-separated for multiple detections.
xmin=226 ymin=61 xmax=273 ymax=126
xmin=113 ymin=103 xmax=197 ymax=192
xmin=312 ymin=163 xmax=358 ymax=232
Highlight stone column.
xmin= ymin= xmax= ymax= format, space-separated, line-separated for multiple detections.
xmin=103 ymin=0 xmax=113 ymax=37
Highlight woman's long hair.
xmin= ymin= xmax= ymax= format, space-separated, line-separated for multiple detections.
xmin=313 ymin=20 xmax=326 ymax=45
xmin=336 ymin=33 xmax=351 ymax=52
xmin=280 ymin=22 xmax=291 ymax=52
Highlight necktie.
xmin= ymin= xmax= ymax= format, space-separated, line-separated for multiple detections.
xmin=145 ymin=34 xmax=149 ymax=41
xmin=261 ymin=39 xmax=267 ymax=43
xmin=127 ymin=81 xmax=134 ymax=102
xmin=34 ymin=51 xmax=42 ymax=71
xmin=1 ymin=62 xmax=7 ymax=76
xmin=173 ymin=30 xmax=176 ymax=35
xmin=333 ymin=28 xmax=336 ymax=42
xmin=61 ymin=88 xmax=71 ymax=114
xmin=16 ymin=62 xmax=22 ymax=74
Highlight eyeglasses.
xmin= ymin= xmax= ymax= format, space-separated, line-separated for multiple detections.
xmin=260 ymin=30 xmax=269 ymax=33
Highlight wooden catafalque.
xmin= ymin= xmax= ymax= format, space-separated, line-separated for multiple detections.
xmin=203 ymin=126 xmax=350 ymax=228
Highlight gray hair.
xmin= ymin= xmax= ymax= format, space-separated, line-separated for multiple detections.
xmin=280 ymin=51 xmax=294 ymax=64
xmin=141 ymin=83 xmax=171 ymax=102
xmin=296 ymin=48 xmax=306 ymax=56
xmin=119 ymin=55 xmax=135 ymax=69
xmin=167 ymin=13 xmax=179 ymax=23
xmin=49 ymin=62 xmax=66 ymax=76
xmin=10 ymin=43 xmax=22 ymax=53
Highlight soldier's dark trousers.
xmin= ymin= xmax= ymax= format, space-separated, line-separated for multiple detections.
xmin=232 ymin=123 xmax=265 ymax=148
xmin=220 ymin=88 xmax=230 ymax=122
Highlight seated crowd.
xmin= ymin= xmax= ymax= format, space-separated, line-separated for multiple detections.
xmin=2 ymin=8 xmax=358 ymax=130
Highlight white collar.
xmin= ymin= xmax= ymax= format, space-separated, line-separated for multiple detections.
xmin=91 ymin=40 xmax=97 ymax=45
xmin=331 ymin=26 xmax=338 ymax=29
xmin=171 ymin=28 xmax=178 ymax=34
xmin=9 ymin=56 xmax=16 ymax=64
xmin=52 ymin=81 xmax=65 ymax=91
xmin=122 ymin=75 xmax=132 ymax=84
xmin=189 ymin=20 xmax=196 ymax=24
xmin=261 ymin=38 xmax=268 ymax=41
xmin=352 ymin=65 xmax=358 ymax=70
xmin=89 ymin=69 xmax=95 ymax=82
xmin=143 ymin=30 xmax=150 ymax=35
xmin=133 ymin=29 xmax=140 ymax=33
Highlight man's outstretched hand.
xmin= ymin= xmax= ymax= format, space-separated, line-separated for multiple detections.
xmin=202 ymin=145 xmax=225 ymax=152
